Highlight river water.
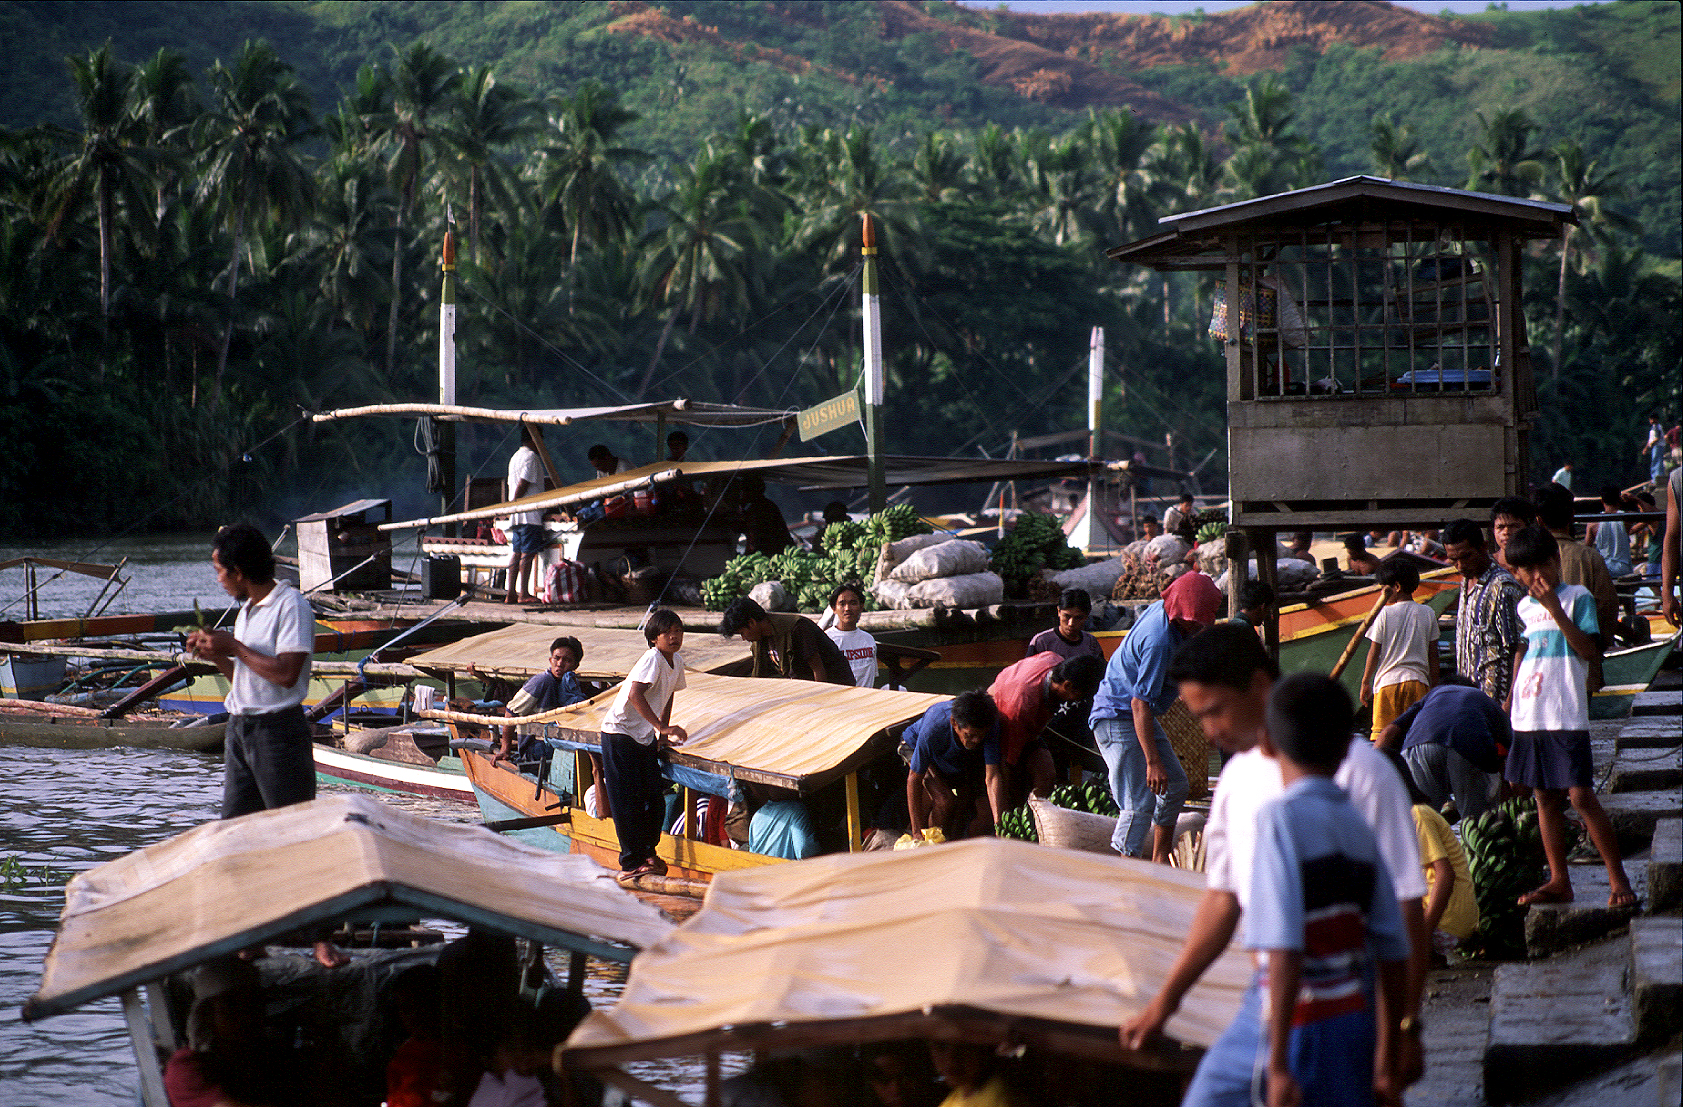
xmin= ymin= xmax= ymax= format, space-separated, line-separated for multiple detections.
xmin=0 ymin=534 xmax=733 ymax=1105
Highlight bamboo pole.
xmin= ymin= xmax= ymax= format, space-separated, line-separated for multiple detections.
xmin=1329 ymin=592 xmax=1389 ymax=680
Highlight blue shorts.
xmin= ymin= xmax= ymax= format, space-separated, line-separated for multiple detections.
xmin=510 ymin=523 xmax=548 ymax=554
xmin=1505 ymin=729 xmax=1593 ymax=790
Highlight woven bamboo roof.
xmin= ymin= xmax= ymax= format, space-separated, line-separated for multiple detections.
xmin=408 ymin=622 xmax=751 ymax=682
xmin=25 ymin=794 xmax=674 ymax=1020
xmin=563 ymin=837 xmax=1250 ymax=1068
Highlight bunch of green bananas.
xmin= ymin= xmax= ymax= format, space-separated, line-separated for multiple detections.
xmin=1459 ymin=795 xmax=1580 ymax=960
xmin=988 ymin=512 xmax=1085 ymax=586
xmin=995 ymin=804 xmax=1038 ymax=842
xmin=1048 ymin=781 xmax=1119 ymax=817
xmin=701 ymin=507 xmax=932 ymax=612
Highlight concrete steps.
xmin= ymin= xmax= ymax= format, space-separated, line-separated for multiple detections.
xmin=1482 ymin=660 xmax=1681 ymax=1102
xmin=1485 ymin=939 xmax=1635 ymax=1103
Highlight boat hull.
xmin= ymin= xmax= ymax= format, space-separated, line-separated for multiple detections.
xmin=0 ymin=712 xmax=225 ymax=751
xmin=460 ymin=745 xmax=781 ymax=880
xmin=312 ymin=743 xmax=474 ymax=802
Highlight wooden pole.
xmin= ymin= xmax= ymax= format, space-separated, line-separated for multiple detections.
xmin=845 ymin=771 xmax=862 ymax=852
xmin=122 ymin=988 xmax=169 ymax=1107
xmin=1329 ymin=592 xmax=1389 ymax=680
xmin=1224 ymin=530 xmax=1249 ymax=621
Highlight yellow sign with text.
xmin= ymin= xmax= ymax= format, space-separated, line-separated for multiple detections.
xmin=797 ymin=390 xmax=862 ymax=442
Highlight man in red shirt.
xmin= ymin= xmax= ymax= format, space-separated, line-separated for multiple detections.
xmin=988 ymin=653 xmax=1104 ymax=801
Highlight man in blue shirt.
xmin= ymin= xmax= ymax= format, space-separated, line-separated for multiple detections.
xmin=1090 ymin=571 xmax=1222 ymax=861
xmin=905 ymin=692 xmax=1003 ymax=840
xmin=1376 ymin=679 xmax=1507 ymax=823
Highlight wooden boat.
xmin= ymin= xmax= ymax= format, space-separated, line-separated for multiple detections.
xmin=439 ymin=671 xmax=948 ymax=884
xmin=23 ymin=793 xmax=674 ymax=1107
xmin=311 ymin=724 xmax=475 ymax=803
xmin=0 ymin=702 xmax=226 ymax=751
xmin=561 ymin=837 xmax=1251 ymax=1105
xmin=1592 ymin=630 xmax=1679 ymax=719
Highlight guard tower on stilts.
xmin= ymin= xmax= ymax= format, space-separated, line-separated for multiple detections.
xmin=1108 ymin=176 xmax=1575 ymax=657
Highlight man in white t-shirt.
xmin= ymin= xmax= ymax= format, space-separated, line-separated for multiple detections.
xmin=187 ymin=523 xmax=345 ymax=967
xmin=823 ymin=581 xmax=877 ymax=688
xmin=504 ymin=428 xmax=548 ymax=605
xmin=1119 ymin=624 xmax=1429 ymax=1103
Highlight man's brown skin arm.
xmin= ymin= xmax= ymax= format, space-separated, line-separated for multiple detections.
xmin=187 ymin=628 xmax=305 ymax=688
xmin=1374 ymin=956 xmax=1408 ymax=1107
xmin=1375 ymin=719 xmax=1406 ymax=754
xmin=1120 ymin=889 xmax=1241 ymax=1049
xmin=983 ymin=764 xmax=1006 ymax=829
xmin=1130 ymin=695 xmax=1169 ymax=794
xmin=1423 ymin=859 xmax=1453 ymax=934
xmin=1389 ymin=896 xmax=1429 ymax=1087
xmin=1662 ymin=477 xmax=1680 ymax=627
xmin=907 ymin=769 xmax=931 ymax=835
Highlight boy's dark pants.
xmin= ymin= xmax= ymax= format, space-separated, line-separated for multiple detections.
xmin=601 ymin=729 xmax=666 ymax=870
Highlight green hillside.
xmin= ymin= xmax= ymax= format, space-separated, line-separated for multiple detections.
xmin=0 ymin=0 xmax=1676 ymax=536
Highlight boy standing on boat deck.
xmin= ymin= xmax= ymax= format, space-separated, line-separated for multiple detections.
xmin=824 ymin=581 xmax=878 ymax=688
xmin=188 ymin=523 xmax=347 ymax=967
xmin=1359 ymin=558 xmax=1438 ymax=742
xmin=1501 ymin=526 xmax=1635 ymax=910
xmin=599 ymin=609 xmax=688 ymax=878
xmin=503 ymin=426 xmax=548 ymax=605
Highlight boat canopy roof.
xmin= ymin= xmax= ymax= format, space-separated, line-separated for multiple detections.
xmin=538 ymin=671 xmax=948 ymax=794
xmin=381 ymin=455 xmax=1100 ymax=532
xmin=562 ymin=837 xmax=1251 ymax=1070
xmin=408 ymin=622 xmax=750 ymax=682
xmin=24 ymin=794 xmax=674 ymax=1021
xmin=310 ymin=400 xmax=796 ymax=429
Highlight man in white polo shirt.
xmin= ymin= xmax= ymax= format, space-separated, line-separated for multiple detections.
xmin=1119 ymin=623 xmax=1429 ymax=1104
xmin=188 ymin=523 xmax=344 ymax=965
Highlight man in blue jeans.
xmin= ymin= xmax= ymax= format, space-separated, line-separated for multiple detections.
xmin=1089 ymin=570 xmax=1221 ymax=862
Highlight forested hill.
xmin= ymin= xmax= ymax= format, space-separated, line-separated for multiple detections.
xmin=6 ymin=1 xmax=1678 ymax=245
xmin=0 ymin=1 xmax=1678 ymax=538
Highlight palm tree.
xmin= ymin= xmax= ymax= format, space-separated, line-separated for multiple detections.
xmin=127 ymin=48 xmax=200 ymax=225
xmin=1546 ymin=139 xmax=1638 ymax=376
xmin=1087 ymin=107 xmax=1166 ymax=242
xmin=791 ymin=126 xmax=919 ymax=278
xmin=1465 ymin=109 xmax=1544 ymax=197
xmin=635 ymin=150 xmax=758 ymax=398
xmin=1221 ymin=74 xmax=1315 ymax=200
xmin=196 ymin=39 xmax=316 ymax=410
xmin=290 ymin=160 xmax=395 ymax=344
xmin=1024 ymin=133 xmax=1102 ymax=247
xmin=378 ymin=43 xmax=461 ymax=375
xmin=1368 ymin=113 xmax=1431 ymax=182
xmin=540 ymin=80 xmax=644 ymax=267
xmin=46 ymin=45 xmax=155 ymax=321
xmin=446 ymin=65 xmax=539 ymax=265
xmin=911 ymin=131 xmax=965 ymax=202
xmin=968 ymin=123 xmax=1022 ymax=203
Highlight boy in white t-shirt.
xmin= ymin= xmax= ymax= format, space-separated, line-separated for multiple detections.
xmin=823 ymin=581 xmax=877 ymax=688
xmin=599 ymin=609 xmax=688 ymax=878
xmin=1360 ymin=558 xmax=1438 ymax=741
xmin=1502 ymin=526 xmax=1635 ymax=910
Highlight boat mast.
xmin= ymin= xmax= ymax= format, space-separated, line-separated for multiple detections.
xmin=1088 ymin=325 xmax=1105 ymax=555
xmin=438 ymin=228 xmax=458 ymax=532
xmin=861 ymin=214 xmax=886 ymax=513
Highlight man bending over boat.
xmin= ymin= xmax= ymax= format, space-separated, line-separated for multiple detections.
xmin=905 ymin=691 xmax=1006 ymax=840
xmin=720 ymin=597 xmax=855 ymax=685
xmin=187 ymin=523 xmax=347 ymax=967
xmin=492 ymin=635 xmax=588 ymax=769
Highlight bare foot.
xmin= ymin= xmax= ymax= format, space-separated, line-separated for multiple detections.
xmin=313 ymin=940 xmax=351 ymax=968
xmin=1607 ymin=887 xmax=1638 ymax=909
xmin=1518 ymin=882 xmax=1574 ymax=906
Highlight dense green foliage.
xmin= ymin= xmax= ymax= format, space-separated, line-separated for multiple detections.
xmin=0 ymin=2 xmax=1676 ymax=537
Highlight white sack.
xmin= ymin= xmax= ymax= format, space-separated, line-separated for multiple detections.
xmin=888 ymin=539 xmax=991 ymax=583
xmin=1052 ymin=556 xmax=1128 ymax=600
xmin=904 ymin=571 xmax=1005 ymax=609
